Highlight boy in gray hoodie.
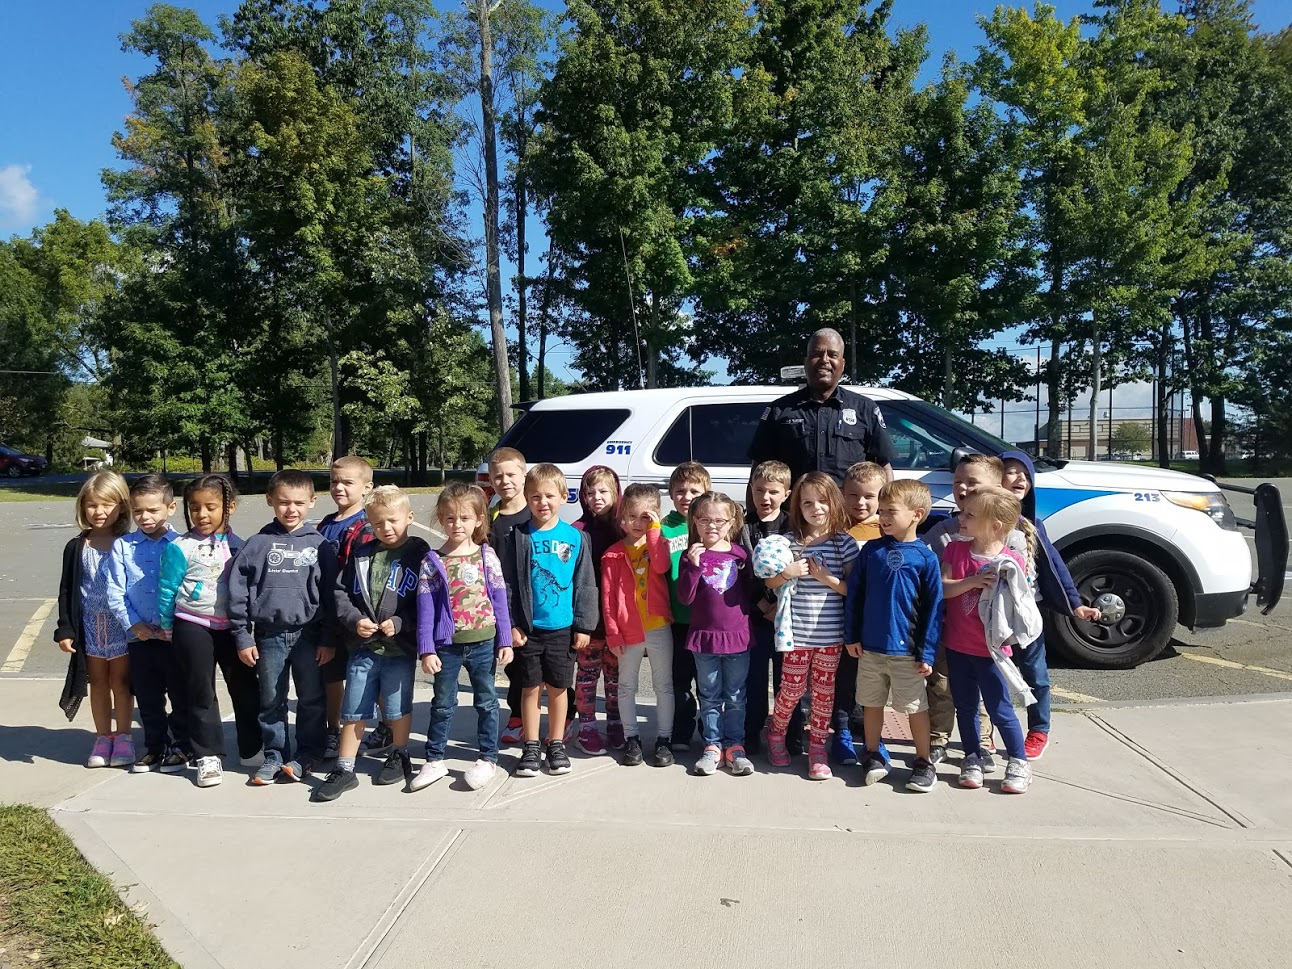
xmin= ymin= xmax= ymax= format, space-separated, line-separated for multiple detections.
xmin=228 ymin=470 xmax=338 ymax=784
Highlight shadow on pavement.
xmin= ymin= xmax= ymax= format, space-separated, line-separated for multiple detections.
xmin=0 ymin=722 xmax=98 ymax=766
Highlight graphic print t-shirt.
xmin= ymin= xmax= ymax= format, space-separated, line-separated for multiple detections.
xmin=526 ymin=520 xmax=582 ymax=631
xmin=941 ymin=541 xmax=1026 ymax=658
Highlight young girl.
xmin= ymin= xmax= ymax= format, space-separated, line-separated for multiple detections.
xmin=601 ymin=483 xmax=675 ymax=768
xmin=941 ymin=486 xmax=1039 ymax=794
xmin=55 ymin=472 xmax=134 ymax=768
xmin=157 ymin=475 xmax=261 ymax=788
xmin=415 ymin=483 xmax=513 ymax=792
xmin=677 ymin=492 xmax=754 ymax=777
xmin=572 ymin=466 xmax=623 ymax=754
xmin=762 ymin=472 xmax=858 ymax=781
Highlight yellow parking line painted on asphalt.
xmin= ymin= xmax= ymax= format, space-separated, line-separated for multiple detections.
xmin=1050 ymin=686 xmax=1104 ymax=703
xmin=1180 ymin=652 xmax=1292 ymax=683
xmin=2 ymin=598 xmax=56 ymax=673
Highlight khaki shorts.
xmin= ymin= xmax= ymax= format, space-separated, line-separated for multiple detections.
xmin=856 ymin=650 xmax=929 ymax=715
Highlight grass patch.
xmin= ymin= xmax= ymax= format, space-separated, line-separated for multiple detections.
xmin=0 ymin=804 xmax=177 ymax=969
xmin=0 ymin=484 xmax=84 ymax=502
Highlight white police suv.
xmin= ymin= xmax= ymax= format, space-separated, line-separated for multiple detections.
xmin=479 ymin=384 xmax=1287 ymax=669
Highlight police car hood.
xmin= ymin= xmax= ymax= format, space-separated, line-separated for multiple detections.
xmin=1043 ymin=460 xmax=1221 ymax=494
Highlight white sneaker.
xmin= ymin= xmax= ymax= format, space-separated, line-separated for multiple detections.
xmin=463 ymin=759 xmax=497 ymax=791
xmin=196 ymin=756 xmax=223 ymax=788
xmin=1002 ymin=757 xmax=1031 ymax=794
xmin=410 ymin=760 xmax=448 ymax=792
xmin=239 ymin=750 xmax=265 ymax=769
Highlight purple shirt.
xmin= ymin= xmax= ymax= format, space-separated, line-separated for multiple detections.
xmin=676 ymin=545 xmax=752 ymax=654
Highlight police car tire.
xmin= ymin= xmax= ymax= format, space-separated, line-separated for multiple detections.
xmin=1047 ymin=548 xmax=1178 ymax=670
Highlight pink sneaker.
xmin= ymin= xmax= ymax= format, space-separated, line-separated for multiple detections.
xmin=1024 ymin=730 xmax=1050 ymax=760
xmin=577 ymin=723 xmax=605 ymax=756
xmin=501 ymin=717 xmax=524 ymax=745
xmin=109 ymin=733 xmax=135 ymax=768
xmin=808 ymin=749 xmax=832 ymax=781
xmin=605 ymin=720 xmax=626 ymax=750
xmin=86 ymin=735 xmax=113 ymax=768
xmin=563 ymin=719 xmax=578 ymax=744
xmin=766 ymin=731 xmax=790 ymax=768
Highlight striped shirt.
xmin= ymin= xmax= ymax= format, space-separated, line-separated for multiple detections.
xmin=789 ymin=533 xmax=859 ymax=648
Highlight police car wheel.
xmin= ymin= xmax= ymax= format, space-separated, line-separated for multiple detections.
xmin=1048 ymin=549 xmax=1179 ymax=670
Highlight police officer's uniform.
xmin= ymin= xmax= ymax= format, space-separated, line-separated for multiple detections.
xmin=748 ymin=386 xmax=896 ymax=486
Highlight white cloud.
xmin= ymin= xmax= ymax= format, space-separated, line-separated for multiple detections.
xmin=0 ymin=164 xmax=40 ymax=228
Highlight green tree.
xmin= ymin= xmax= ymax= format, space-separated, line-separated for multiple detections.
xmin=1111 ymin=421 xmax=1151 ymax=455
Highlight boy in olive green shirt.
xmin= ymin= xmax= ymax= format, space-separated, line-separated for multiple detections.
xmin=660 ymin=462 xmax=711 ymax=751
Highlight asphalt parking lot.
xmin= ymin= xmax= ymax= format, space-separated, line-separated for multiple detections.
xmin=2 ymin=482 xmax=1288 ymax=706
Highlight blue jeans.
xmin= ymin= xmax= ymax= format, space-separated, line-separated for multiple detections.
xmin=425 ymin=640 xmax=499 ymax=762
xmin=253 ymin=625 xmax=326 ymax=766
xmin=341 ymin=649 xmax=415 ymax=722
xmin=694 ymin=650 xmax=750 ymax=750
xmin=1015 ymin=631 xmax=1050 ymax=734
xmin=944 ymin=648 xmax=1025 ymax=761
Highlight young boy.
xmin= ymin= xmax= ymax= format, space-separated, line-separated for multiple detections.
xmin=106 ymin=474 xmax=186 ymax=772
xmin=488 ymin=447 xmax=531 ymax=744
xmin=661 ymin=461 xmax=710 ymax=750
xmin=921 ymin=453 xmax=1008 ymax=765
xmin=845 ymin=479 xmax=943 ymax=793
xmin=503 ymin=463 xmax=599 ymax=777
xmin=840 ymin=461 xmax=889 ymax=766
xmin=573 ymin=465 xmax=624 ymax=754
xmin=228 ymin=469 xmax=338 ymax=783
xmin=314 ymin=486 xmax=429 ymax=802
xmin=318 ymin=456 xmax=375 ymax=759
xmin=738 ymin=460 xmax=793 ymax=756
xmin=1000 ymin=450 xmax=1101 ymax=759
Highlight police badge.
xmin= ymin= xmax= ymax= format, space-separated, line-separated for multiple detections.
xmin=842 ymin=408 xmax=858 ymax=426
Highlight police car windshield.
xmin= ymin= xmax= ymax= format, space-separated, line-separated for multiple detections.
xmin=896 ymin=401 xmax=1059 ymax=471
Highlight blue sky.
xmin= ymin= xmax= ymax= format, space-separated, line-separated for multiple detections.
xmin=3 ymin=0 xmax=1291 ymax=407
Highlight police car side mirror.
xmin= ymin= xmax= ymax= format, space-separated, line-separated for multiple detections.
xmin=949 ymin=447 xmax=976 ymax=472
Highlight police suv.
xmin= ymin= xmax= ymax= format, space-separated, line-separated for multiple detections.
xmin=479 ymin=383 xmax=1287 ymax=670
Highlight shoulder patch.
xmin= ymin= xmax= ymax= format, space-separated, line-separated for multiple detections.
xmin=760 ymin=407 xmax=770 ymax=421
xmin=874 ymin=405 xmax=886 ymax=428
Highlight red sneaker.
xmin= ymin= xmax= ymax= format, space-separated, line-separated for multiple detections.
xmin=501 ymin=717 xmax=524 ymax=745
xmin=1024 ymin=730 xmax=1049 ymax=761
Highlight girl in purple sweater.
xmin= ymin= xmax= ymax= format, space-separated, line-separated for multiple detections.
xmin=413 ymin=484 xmax=513 ymax=792
xmin=677 ymin=492 xmax=754 ymax=777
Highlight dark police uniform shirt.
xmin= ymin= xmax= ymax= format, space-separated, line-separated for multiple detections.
xmin=748 ymin=386 xmax=897 ymax=486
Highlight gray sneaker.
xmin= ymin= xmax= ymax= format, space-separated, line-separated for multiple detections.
xmin=958 ymin=753 xmax=984 ymax=789
xmin=905 ymin=757 xmax=937 ymax=793
xmin=693 ymin=745 xmax=721 ymax=776
xmin=725 ymin=747 xmax=755 ymax=777
xmin=1002 ymin=757 xmax=1031 ymax=794
xmin=980 ymin=750 xmax=999 ymax=773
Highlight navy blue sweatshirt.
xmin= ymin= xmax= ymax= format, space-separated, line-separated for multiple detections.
xmin=1000 ymin=450 xmax=1083 ymax=615
xmin=227 ymin=520 xmax=338 ymax=650
xmin=844 ymin=535 xmax=943 ymax=666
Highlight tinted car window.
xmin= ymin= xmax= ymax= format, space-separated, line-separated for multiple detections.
xmin=881 ymin=400 xmax=1007 ymax=470
xmin=654 ymin=402 xmax=768 ymax=466
xmin=496 ymin=408 xmax=631 ymax=464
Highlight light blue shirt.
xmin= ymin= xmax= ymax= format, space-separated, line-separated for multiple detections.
xmin=106 ymin=527 xmax=178 ymax=636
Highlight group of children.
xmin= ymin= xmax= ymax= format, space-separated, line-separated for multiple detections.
xmin=55 ymin=444 xmax=1097 ymax=798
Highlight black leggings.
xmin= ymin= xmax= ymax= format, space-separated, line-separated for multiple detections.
xmin=171 ymin=620 xmax=261 ymax=759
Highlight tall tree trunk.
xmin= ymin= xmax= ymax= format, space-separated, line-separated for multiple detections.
xmin=226 ymin=441 xmax=239 ymax=484
xmin=1087 ymin=320 xmax=1102 ymax=460
xmin=535 ymin=246 xmax=558 ymax=399
xmin=417 ymin=430 xmax=429 ymax=485
xmin=943 ymin=344 xmax=954 ymax=409
xmin=1208 ymin=396 xmax=1226 ymax=475
xmin=273 ymin=426 xmax=284 ymax=472
xmin=244 ymin=440 xmax=256 ymax=486
xmin=515 ymin=139 xmax=530 ymax=403
xmin=1156 ymin=321 xmax=1170 ymax=468
xmin=476 ymin=0 xmax=513 ymax=432
xmin=200 ymin=436 xmax=212 ymax=473
xmin=329 ymin=351 xmax=343 ymax=462
xmin=1045 ymin=340 xmax=1062 ymax=457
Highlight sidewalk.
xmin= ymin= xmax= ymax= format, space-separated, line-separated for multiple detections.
xmin=4 ymin=677 xmax=1291 ymax=969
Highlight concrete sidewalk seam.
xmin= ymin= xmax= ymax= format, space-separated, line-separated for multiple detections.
xmin=1032 ymin=772 xmax=1235 ymax=829
xmin=485 ymin=759 xmax=622 ymax=810
xmin=1053 ymin=690 xmax=1292 ymax=711
xmin=54 ymin=811 xmax=228 ymax=969
xmin=1085 ymin=712 xmax=1253 ymax=829
xmin=1274 ymin=849 xmax=1292 ymax=871
xmin=345 ymin=828 xmax=465 ymax=969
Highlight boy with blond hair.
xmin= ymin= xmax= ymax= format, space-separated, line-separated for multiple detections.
xmin=845 ymin=479 xmax=943 ymax=793
xmin=319 ymin=455 xmax=376 ymax=759
xmin=504 ymin=463 xmax=599 ymax=776
xmin=487 ymin=446 xmax=531 ymax=743
xmin=738 ymin=460 xmax=794 ymax=755
xmin=660 ymin=461 xmax=710 ymax=753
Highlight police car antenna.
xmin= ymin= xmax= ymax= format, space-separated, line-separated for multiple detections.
xmin=619 ymin=227 xmax=647 ymax=390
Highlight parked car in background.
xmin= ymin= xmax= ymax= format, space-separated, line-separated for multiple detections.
xmin=0 ymin=445 xmax=48 ymax=477
xmin=480 ymin=385 xmax=1287 ymax=671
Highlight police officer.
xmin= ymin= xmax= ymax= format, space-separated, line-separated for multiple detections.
xmin=747 ymin=328 xmax=896 ymax=767
xmin=748 ymin=328 xmax=896 ymax=485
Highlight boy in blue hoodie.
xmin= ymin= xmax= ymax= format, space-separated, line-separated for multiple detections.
xmin=999 ymin=451 xmax=1102 ymax=760
xmin=228 ymin=469 xmax=338 ymax=784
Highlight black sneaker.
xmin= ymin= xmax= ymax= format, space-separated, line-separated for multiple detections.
xmin=546 ymin=740 xmax=572 ymax=775
xmin=861 ymin=752 xmax=890 ymax=786
xmin=362 ymin=723 xmax=394 ymax=757
xmin=622 ymin=736 xmax=644 ymax=767
xmin=312 ymin=768 xmax=359 ymax=802
xmin=905 ymin=757 xmax=937 ymax=793
xmin=323 ymin=729 xmax=341 ymax=761
xmin=515 ymin=741 xmax=542 ymax=777
xmin=929 ymin=745 xmax=948 ymax=765
xmin=160 ymin=749 xmax=192 ymax=774
xmin=375 ymin=749 xmax=411 ymax=786
xmin=653 ymin=738 xmax=675 ymax=768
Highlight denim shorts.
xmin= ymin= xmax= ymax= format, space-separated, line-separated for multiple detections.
xmin=341 ymin=649 xmax=416 ymax=722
